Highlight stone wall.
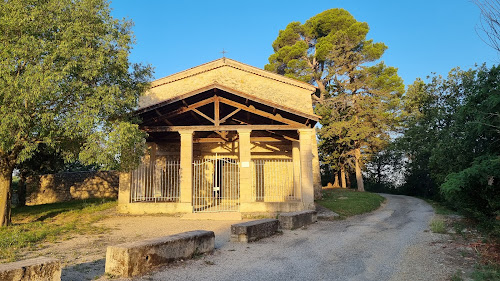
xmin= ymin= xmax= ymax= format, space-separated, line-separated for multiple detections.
xmin=26 ymin=171 xmax=119 ymax=205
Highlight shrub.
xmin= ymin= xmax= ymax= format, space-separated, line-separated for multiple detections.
xmin=440 ymin=155 xmax=500 ymax=230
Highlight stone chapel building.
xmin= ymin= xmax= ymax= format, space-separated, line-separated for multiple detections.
xmin=117 ymin=58 xmax=322 ymax=216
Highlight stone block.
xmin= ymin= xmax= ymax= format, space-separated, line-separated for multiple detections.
xmin=0 ymin=257 xmax=61 ymax=281
xmin=230 ymin=219 xmax=279 ymax=243
xmin=105 ymin=230 xmax=214 ymax=277
xmin=278 ymin=210 xmax=317 ymax=230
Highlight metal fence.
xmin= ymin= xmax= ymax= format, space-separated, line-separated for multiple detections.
xmin=252 ymin=159 xmax=298 ymax=202
xmin=130 ymin=160 xmax=180 ymax=202
xmin=193 ymin=156 xmax=240 ymax=212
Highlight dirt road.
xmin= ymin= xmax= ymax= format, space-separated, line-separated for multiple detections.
xmin=115 ymin=195 xmax=462 ymax=281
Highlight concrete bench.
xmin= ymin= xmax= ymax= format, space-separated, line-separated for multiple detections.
xmin=230 ymin=219 xmax=279 ymax=243
xmin=0 ymin=257 xmax=61 ymax=281
xmin=278 ymin=210 xmax=317 ymax=230
xmin=105 ymin=230 xmax=215 ymax=277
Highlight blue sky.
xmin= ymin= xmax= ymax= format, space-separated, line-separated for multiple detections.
xmin=110 ymin=0 xmax=498 ymax=86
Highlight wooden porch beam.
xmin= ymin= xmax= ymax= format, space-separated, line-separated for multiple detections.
xmin=218 ymin=97 xmax=305 ymax=127
xmin=141 ymin=125 xmax=302 ymax=132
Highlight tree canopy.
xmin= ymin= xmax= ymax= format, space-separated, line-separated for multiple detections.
xmin=265 ymin=9 xmax=404 ymax=191
xmin=0 ymin=0 xmax=153 ymax=226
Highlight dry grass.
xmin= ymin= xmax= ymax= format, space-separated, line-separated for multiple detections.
xmin=0 ymin=199 xmax=116 ymax=262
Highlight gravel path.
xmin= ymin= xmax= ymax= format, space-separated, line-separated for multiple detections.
xmin=113 ymin=194 xmax=456 ymax=281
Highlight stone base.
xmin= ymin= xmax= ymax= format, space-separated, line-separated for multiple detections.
xmin=278 ymin=210 xmax=317 ymax=230
xmin=117 ymin=202 xmax=193 ymax=214
xmin=230 ymin=219 xmax=279 ymax=243
xmin=0 ymin=257 xmax=61 ymax=281
xmin=105 ymin=230 xmax=215 ymax=277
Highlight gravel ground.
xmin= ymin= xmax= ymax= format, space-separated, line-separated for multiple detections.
xmin=108 ymin=194 xmax=466 ymax=281
xmin=41 ymin=194 xmax=473 ymax=281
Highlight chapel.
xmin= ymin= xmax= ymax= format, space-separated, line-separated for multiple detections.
xmin=117 ymin=58 xmax=322 ymax=216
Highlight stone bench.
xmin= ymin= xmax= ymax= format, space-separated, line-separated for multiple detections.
xmin=230 ymin=219 xmax=279 ymax=243
xmin=278 ymin=210 xmax=317 ymax=230
xmin=105 ymin=230 xmax=215 ymax=277
xmin=0 ymin=257 xmax=61 ymax=281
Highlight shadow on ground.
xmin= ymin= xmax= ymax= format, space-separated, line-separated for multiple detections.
xmin=62 ymin=258 xmax=105 ymax=281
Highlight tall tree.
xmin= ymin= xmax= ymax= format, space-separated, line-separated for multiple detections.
xmin=474 ymin=0 xmax=500 ymax=52
xmin=265 ymin=9 xmax=404 ymax=191
xmin=0 ymin=0 xmax=152 ymax=226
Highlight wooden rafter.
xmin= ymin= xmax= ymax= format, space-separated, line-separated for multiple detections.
xmin=220 ymin=108 xmax=241 ymax=123
xmin=192 ymin=108 xmax=215 ymax=124
xmin=218 ymin=97 xmax=305 ymax=127
xmin=162 ymin=96 xmax=216 ymax=120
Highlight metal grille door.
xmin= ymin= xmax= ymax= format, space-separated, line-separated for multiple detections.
xmin=130 ymin=161 xmax=180 ymax=202
xmin=252 ymin=159 xmax=298 ymax=202
xmin=193 ymin=155 xmax=240 ymax=212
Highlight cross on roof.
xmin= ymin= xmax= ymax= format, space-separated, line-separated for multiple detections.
xmin=221 ymin=48 xmax=227 ymax=58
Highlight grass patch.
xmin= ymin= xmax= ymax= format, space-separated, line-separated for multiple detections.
xmin=422 ymin=198 xmax=456 ymax=215
xmin=0 ymin=198 xmax=116 ymax=262
xmin=471 ymin=264 xmax=500 ymax=281
xmin=430 ymin=219 xmax=447 ymax=234
xmin=317 ymin=188 xmax=385 ymax=219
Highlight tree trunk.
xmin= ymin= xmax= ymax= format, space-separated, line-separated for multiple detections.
xmin=355 ymin=147 xmax=365 ymax=192
xmin=17 ymin=175 xmax=26 ymax=207
xmin=340 ymin=165 xmax=346 ymax=188
xmin=0 ymin=167 xmax=13 ymax=226
xmin=333 ymin=173 xmax=339 ymax=188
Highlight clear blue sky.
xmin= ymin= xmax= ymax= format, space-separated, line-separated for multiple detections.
xmin=110 ymin=0 xmax=498 ymax=86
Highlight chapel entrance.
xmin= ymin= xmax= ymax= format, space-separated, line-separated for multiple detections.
xmin=192 ymin=154 xmax=240 ymax=212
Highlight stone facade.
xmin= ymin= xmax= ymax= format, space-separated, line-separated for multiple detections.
xmin=140 ymin=58 xmax=317 ymax=114
xmin=120 ymin=58 xmax=322 ymax=216
xmin=26 ymin=171 xmax=118 ymax=205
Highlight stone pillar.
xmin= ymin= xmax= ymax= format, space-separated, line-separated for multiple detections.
xmin=292 ymin=141 xmax=301 ymax=199
xmin=118 ymin=172 xmax=131 ymax=206
xmin=298 ymin=128 xmax=315 ymax=210
xmin=238 ymin=129 xmax=252 ymax=203
xmin=179 ymin=130 xmax=194 ymax=204
xmin=311 ymin=128 xmax=322 ymax=200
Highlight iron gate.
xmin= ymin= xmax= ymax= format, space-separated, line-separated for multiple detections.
xmin=192 ymin=155 xmax=240 ymax=212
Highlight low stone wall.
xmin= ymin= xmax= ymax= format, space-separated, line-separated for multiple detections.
xmin=278 ymin=210 xmax=317 ymax=230
xmin=0 ymin=257 xmax=61 ymax=281
xmin=105 ymin=230 xmax=215 ymax=277
xmin=26 ymin=171 xmax=119 ymax=205
xmin=230 ymin=219 xmax=279 ymax=243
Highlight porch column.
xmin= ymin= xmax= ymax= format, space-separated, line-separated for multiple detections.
xmin=298 ymin=128 xmax=315 ymax=209
xmin=179 ymin=130 xmax=194 ymax=204
xmin=238 ymin=129 xmax=252 ymax=203
xmin=292 ymin=141 xmax=301 ymax=199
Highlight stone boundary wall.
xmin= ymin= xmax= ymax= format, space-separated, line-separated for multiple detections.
xmin=0 ymin=257 xmax=61 ymax=281
xmin=105 ymin=230 xmax=215 ymax=277
xmin=26 ymin=171 xmax=119 ymax=205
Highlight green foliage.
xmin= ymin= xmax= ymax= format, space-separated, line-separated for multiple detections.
xmin=471 ymin=264 xmax=500 ymax=281
xmin=0 ymin=199 xmax=115 ymax=261
xmin=0 ymin=0 xmax=153 ymax=173
xmin=441 ymin=156 xmax=500 ymax=222
xmin=266 ymin=9 xmax=404 ymax=190
xmin=317 ymin=189 xmax=385 ymax=219
xmin=383 ymin=64 xmax=500 ymax=235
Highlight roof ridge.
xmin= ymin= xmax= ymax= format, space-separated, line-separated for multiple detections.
xmin=150 ymin=58 xmax=317 ymax=92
